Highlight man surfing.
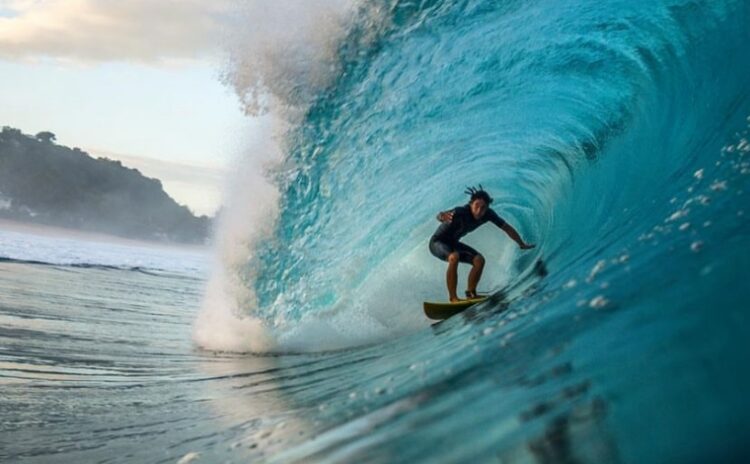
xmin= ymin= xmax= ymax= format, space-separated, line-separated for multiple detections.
xmin=430 ymin=186 xmax=535 ymax=302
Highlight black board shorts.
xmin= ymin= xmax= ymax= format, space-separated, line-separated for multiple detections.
xmin=429 ymin=238 xmax=480 ymax=264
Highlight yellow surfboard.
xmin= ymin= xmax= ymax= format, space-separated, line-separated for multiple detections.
xmin=423 ymin=297 xmax=488 ymax=320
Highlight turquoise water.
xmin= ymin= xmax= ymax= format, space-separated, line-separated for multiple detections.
xmin=3 ymin=0 xmax=750 ymax=462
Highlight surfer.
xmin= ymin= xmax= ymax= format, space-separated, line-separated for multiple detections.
xmin=430 ymin=186 xmax=535 ymax=302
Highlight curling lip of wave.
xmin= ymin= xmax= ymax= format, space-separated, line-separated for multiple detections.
xmin=195 ymin=0 xmax=750 ymax=353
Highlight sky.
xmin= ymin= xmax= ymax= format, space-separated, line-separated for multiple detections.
xmin=0 ymin=0 xmax=257 ymax=216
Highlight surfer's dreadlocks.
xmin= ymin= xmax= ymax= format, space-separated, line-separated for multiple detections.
xmin=465 ymin=185 xmax=493 ymax=205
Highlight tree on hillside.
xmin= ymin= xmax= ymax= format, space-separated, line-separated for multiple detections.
xmin=1 ymin=126 xmax=23 ymax=140
xmin=35 ymin=131 xmax=57 ymax=144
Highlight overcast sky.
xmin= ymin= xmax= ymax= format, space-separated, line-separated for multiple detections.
xmin=0 ymin=0 xmax=256 ymax=215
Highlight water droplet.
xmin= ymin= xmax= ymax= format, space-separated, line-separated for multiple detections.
xmin=500 ymin=332 xmax=515 ymax=347
xmin=563 ymin=279 xmax=577 ymax=289
xmin=177 ymin=452 xmax=201 ymax=464
xmin=587 ymin=260 xmax=607 ymax=282
xmin=690 ymin=241 xmax=704 ymax=252
xmin=666 ymin=209 xmax=689 ymax=222
xmin=694 ymin=169 xmax=704 ymax=180
xmin=710 ymin=180 xmax=727 ymax=191
xmin=679 ymin=222 xmax=690 ymax=231
xmin=589 ymin=296 xmax=609 ymax=309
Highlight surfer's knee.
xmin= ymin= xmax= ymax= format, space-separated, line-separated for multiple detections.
xmin=447 ymin=252 xmax=460 ymax=265
xmin=473 ymin=254 xmax=485 ymax=267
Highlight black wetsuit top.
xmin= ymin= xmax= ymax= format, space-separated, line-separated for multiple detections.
xmin=431 ymin=205 xmax=506 ymax=244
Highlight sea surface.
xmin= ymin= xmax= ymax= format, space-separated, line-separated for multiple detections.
xmin=3 ymin=0 xmax=750 ymax=462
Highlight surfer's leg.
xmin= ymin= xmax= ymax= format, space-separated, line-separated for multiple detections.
xmin=447 ymin=252 xmax=460 ymax=302
xmin=467 ymin=254 xmax=485 ymax=297
xmin=453 ymin=243 xmax=482 ymax=296
xmin=429 ymin=239 xmax=461 ymax=301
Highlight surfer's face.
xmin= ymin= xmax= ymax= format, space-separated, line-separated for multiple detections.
xmin=470 ymin=199 xmax=488 ymax=219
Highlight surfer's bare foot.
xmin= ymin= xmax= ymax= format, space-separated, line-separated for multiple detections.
xmin=449 ymin=296 xmax=461 ymax=302
xmin=465 ymin=290 xmax=478 ymax=299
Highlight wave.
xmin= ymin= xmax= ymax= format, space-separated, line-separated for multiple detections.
xmin=0 ymin=256 xmax=171 ymax=276
xmin=195 ymin=0 xmax=750 ymax=353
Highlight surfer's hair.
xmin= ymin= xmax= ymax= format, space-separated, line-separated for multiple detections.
xmin=465 ymin=185 xmax=493 ymax=204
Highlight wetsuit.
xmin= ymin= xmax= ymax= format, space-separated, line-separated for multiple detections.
xmin=429 ymin=205 xmax=506 ymax=263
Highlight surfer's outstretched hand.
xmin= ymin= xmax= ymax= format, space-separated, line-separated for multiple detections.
xmin=438 ymin=211 xmax=454 ymax=223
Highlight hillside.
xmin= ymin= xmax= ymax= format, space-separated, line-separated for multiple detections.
xmin=0 ymin=126 xmax=211 ymax=244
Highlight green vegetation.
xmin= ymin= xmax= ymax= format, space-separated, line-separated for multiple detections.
xmin=0 ymin=126 xmax=211 ymax=244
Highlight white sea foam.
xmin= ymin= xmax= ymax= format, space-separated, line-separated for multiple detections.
xmin=193 ymin=2 xmax=366 ymax=353
xmin=192 ymin=115 xmax=284 ymax=352
xmin=221 ymin=0 xmax=363 ymax=117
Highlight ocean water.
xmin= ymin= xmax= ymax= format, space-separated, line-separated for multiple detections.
xmin=3 ymin=0 xmax=750 ymax=462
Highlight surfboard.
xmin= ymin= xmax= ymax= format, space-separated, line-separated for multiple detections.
xmin=423 ymin=297 xmax=488 ymax=320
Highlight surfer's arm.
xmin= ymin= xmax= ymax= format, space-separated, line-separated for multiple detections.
xmin=500 ymin=222 xmax=535 ymax=250
xmin=437 ymin=210 xmax=454 ymax=223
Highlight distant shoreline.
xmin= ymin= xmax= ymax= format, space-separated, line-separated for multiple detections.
xmin=0 ymin=218 xmax=212 ymax=251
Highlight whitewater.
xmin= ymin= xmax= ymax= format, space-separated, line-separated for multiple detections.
xmin=3 ymin=0 xmax=750 ymax=462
